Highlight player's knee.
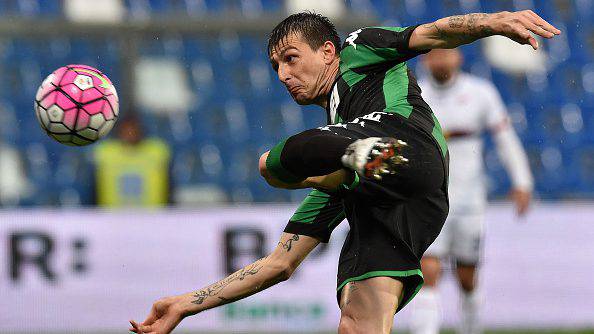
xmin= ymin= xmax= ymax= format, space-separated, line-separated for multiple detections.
xmin=421 ymin=257 xmax=441 ymax=287
xmin=259 ymin=152 xmax=269 ymax=178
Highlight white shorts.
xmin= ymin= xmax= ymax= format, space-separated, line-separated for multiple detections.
xmin=424 ymin=211 xmax=484 ymax=265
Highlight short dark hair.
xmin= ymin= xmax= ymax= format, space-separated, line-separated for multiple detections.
xmin=267 ymin=11 xmax=341 ymax=57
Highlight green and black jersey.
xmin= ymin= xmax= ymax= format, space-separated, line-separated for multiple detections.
xmin=330 ymin=25 xmax=447 ymax=157
xmin=284 ymin=189 xmax=346 ymax=243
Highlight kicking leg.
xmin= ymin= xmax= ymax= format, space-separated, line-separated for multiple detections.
xmin=264 ymin=128 xmax=355 ymax=184
xmin=262 ymin=127 xmax=408 ymax=186
xmin=259 ymin=150 xmax=355 ymax=191
xmin=337 ymin=277 xmax=404 ymax=334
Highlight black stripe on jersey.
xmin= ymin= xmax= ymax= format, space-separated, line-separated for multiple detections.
xmin=406 ymin=68 xmax=435 ymax=134
xmin=344 ymin=26 xmax=426 ymax=58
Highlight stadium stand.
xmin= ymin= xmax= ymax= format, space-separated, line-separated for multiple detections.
xmin=1 ymin=0 xmax=592 ymax=204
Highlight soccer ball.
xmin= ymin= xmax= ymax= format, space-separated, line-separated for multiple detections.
xmin=34 ymin=64 xmax=119 ymax=146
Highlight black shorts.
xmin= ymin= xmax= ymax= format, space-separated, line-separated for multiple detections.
xmin=284 ymin=112 xmax=449 ymax=312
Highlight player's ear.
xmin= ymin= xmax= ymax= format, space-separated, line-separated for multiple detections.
xmin=321 ymin=41 xmax=337 ymax=65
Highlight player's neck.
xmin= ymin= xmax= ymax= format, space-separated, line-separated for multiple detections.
xmin=313 ymin=60 xmax=340 ymax=109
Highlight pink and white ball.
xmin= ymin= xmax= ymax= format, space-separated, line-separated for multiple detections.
xmin=34 ymin=65 xmax=119 ymax=146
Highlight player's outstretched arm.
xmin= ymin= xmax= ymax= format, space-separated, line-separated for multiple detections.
xmin=129 ymin=233 xmax=319 ymax=334
xmin=410 ymin=10 xmax=561 ymax=50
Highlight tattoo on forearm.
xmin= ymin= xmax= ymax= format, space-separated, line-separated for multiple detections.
xmin=465 ymin=13 xmax=493 ymax=36
xmin=191 ymin=257 xmax=266 ymax=305
xmin=278 ymin=234 xmax=299 ymax=252
xmin=190 ymin=235 xmax=301 ymax=307
xmin=448 ymin=15 xmax=465 ymax=28
xmin=438 ymin=13 xmax=494 ymax=44
xmin=422 ymin=22 xmax=446 ymax=39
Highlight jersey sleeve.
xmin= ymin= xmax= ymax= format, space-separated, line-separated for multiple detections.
xmin=340 ymin=26 xmax=429 ymax=70
xmin=283 ymin=189 xmax=346 ymax=243
xmin=482 ymin=81 xmax=510 ymax=131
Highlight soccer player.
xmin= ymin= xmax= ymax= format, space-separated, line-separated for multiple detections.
xmin=130 ymin=10 xmax=558 ymax=334
xmin=410 ymin=48 xmax=533 ymax=334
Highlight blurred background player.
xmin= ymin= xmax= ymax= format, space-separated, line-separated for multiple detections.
xmin=93 ymin=113 xmax=172 ymax=207
xmin=410 ymin=48 xmax=534 ymax=334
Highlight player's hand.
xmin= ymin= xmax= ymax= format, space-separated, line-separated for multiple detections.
xmin=305 ymin=169 xmax=354 ymax=192
xmin=129 ymin=295 xmax=188 ymax=334
xmin=510 ymin=188 xmax=531 ymax=217
xmin=489 ymin=10 xmax=561 ymax=49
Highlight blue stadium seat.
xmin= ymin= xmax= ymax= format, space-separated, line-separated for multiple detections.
xmin=172 ymin=147 xmax=205 ymax=184
xmin=575 ymin=146 xmax=594 ymax=195
xmin=224 ymin=144 xmax=258 ymax=184
xmin=248 ymin=178 xmax=291 ymax=203
xmin=203 ymin=0 xmax=224 ymax=12
xmin=139 ymin=37 xmax=166 ymax=57
xmin=228 ymin=184 xmax=254 ymax=203
xmin=0 ymin=101 xmax=19 ymax=144
xmin=125 ymin=0 xmax=151 ymax=18
xmin=480 ymin=0 xmax=514 ymax=13
xmin=575 ymin=0 xmax=594 ymax=24
xmin=147 ymin=0 xmax=169 ymax=13
xmin=38 ymin=0 xmax=62 ymax=17
xmin=259 ymin=0 xmax=282 ymax=13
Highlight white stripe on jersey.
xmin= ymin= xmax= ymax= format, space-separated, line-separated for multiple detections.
xmin=329 ymin=84 xmax=340 ymax=124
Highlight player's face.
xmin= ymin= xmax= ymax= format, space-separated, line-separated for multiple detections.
xmin=423 ymin=49 xmax=463 ymax=83
xmin=118 ymin=120 xmax=143 ymax=144
xmin=269 ymin=33 xmax=329 ymax=105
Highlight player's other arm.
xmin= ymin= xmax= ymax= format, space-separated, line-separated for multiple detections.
xmin=130 ymin=233 xmax=319 ymax=334
xmin=409 ymin=11 xmax=560 ymax=50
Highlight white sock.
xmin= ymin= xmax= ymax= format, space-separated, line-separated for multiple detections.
xmin=410 ymin=287 xmax=440 ymax=334
xmin=458 ymin=290 xmax=482 ymax=334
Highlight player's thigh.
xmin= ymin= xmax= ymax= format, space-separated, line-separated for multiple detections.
xmin=451 ymin=212 xmax=485 ymax=265
xmin=338 ymin=277 xmax=404 ymax=334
